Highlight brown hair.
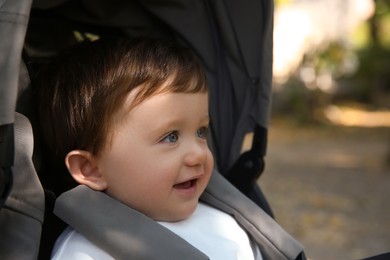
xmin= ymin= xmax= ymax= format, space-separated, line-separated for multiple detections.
xmin=36 ymin=38 xmax=207 ymax=160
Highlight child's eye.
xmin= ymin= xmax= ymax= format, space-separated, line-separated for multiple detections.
xmin=196 ymin=127 xmax=208 ymax=139
xmin=161 ymin=131 xmax=179 ymax=143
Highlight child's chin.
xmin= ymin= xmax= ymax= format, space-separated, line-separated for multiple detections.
xmin=156 ymin=204 xmax=198 ymax=222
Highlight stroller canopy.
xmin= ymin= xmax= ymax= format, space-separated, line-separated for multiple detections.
xmin=1 ymin=0 xmax=273 ymax=175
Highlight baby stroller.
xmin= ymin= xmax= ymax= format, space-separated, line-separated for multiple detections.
xmin=0 ymin=0 xmax=305 ymax=259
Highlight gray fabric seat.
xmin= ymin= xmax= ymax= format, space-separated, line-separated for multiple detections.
xmin=0 ymin=112 xmax=45 ymax=260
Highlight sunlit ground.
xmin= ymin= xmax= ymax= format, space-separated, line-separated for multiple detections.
xmin=324 ymin=106 xmax=390 ymax=127
xmin=260 ymin=118 xmax=390 ymax=259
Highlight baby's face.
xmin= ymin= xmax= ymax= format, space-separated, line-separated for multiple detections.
xmin=95 ymin=91 xmax=214 ymax=222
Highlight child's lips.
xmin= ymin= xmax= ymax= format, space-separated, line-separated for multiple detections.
xmin=173 ymin=179 xmax=196 ymax=189
xmin=173 ymin=178 xmax=198 ymax=196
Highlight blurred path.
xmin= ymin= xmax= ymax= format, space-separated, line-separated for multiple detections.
xmin=259 ymin=119 xmax=390 ymax=259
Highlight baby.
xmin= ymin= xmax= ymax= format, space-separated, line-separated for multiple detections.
xmin=36 ymin=38 xmax=265 ymax=259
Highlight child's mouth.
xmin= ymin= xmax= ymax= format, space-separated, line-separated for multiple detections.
xmin=173 ymin=179 xmax=196 ymax=189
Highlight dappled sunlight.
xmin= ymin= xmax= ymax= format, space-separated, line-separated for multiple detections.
xmin=325 ymin=153 xmax=362 ymax=169
xmin=273 ymin=0 xmax=375 ymax=84
xmin=324 ymin=105 xmax=390 ymax=127
xmin=273 ymin=6 xmax=312 ymax=83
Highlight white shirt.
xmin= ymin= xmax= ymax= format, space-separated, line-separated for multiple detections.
xmin=51 ymin=203 xmax=262 ymax=259
xmin=159 ymin=203 xmax=261 ymax=260
xmin=51 ymin=226 xmax=114 ymax=260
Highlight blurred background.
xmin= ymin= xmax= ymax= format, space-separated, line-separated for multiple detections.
xmin=260 ymin=0 xmax=390 ymax=258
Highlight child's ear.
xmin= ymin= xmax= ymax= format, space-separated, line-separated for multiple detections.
xmin=65 ymin=150 xmax=107 ymax=191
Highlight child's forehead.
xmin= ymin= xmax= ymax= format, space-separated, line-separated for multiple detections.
xmin=113 ymin=72 xmax=208 ymax=124
xmin=115 ymin=81 xmax=171 ymax=120
xmin=125 ymin=77 xmax=200 ymax=110
xmin=124 ymin=83 xmax=207 ymax=113
xmin=122 ymin=91 xmax=209 ymax=124
xmin=127 ymin=81 xmax=171 ymax=109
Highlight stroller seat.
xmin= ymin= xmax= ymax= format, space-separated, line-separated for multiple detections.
xmin=0 ymin=112 xmax=45 ymax=260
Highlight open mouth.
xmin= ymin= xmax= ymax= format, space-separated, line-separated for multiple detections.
xmin=173 ymin=179 xmax=197 ymax=190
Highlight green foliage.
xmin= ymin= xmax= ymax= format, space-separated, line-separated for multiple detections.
xmin=273 ymin=0 xmax=390 ymax=123
xmin=340 ymin=46 xmax=390 ymax=105
xmin=272 ymin=76 xmax=332 ymax=124
xmin=303 ymin=42 xmax=357 ymax=79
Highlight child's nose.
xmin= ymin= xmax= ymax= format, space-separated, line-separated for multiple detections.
xmin=184 ymin=141 xmax=208 ymax=167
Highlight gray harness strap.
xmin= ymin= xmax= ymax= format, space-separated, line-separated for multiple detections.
xmin=201 ymin=172 xmax=304 ymax=260
xmin=54 ymin=185 xmax=208 ymax=260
